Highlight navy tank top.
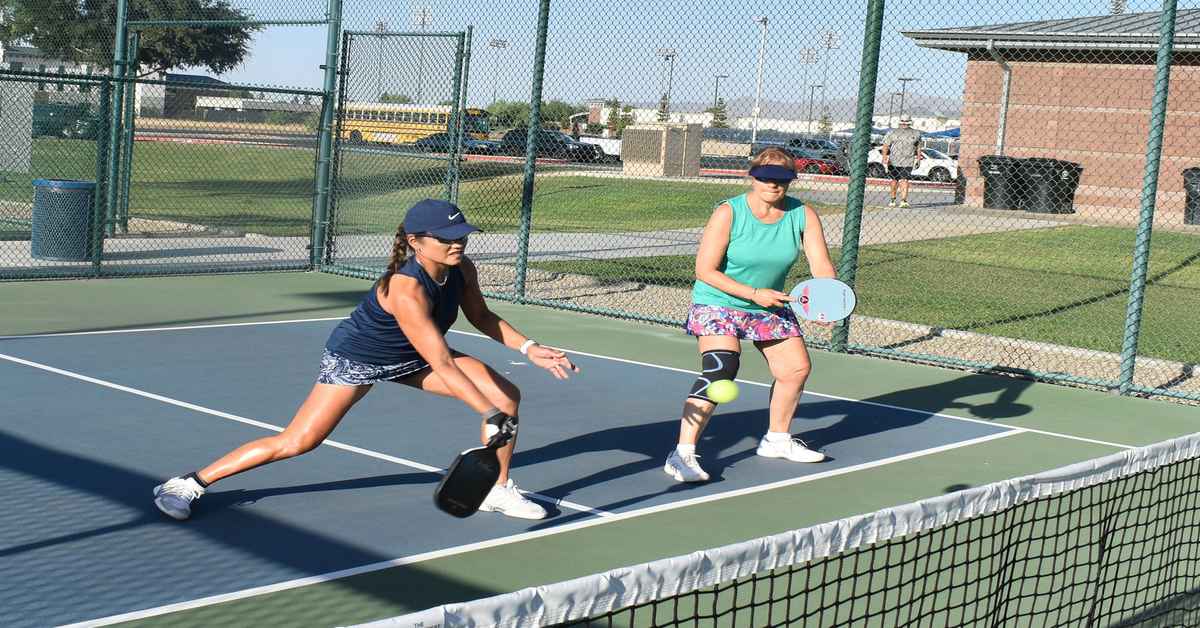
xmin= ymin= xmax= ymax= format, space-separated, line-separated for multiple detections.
xmin=325 ymin=256 xmax=465 ymax=365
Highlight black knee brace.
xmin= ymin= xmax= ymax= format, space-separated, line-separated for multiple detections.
xmin=688 ymin=350 xmax=741 ymax=404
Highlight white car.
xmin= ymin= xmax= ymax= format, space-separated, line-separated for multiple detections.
xmin=867 ymin=147 xmax=959 ymax=183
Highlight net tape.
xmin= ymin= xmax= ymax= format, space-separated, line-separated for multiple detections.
xmin=348 ymin=432 xmax=1200 ymax=628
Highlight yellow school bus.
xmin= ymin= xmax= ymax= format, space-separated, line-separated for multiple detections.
xmin=339 ymin=102 xmax=490 ymax=144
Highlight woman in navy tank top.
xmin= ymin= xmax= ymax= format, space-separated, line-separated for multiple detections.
xmin=153 ymin=199 xmax=578 ymax=521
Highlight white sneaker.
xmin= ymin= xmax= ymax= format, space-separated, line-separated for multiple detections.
xmin=887 ymin=199 xmax=897 ymax=207
xmin=664 ymin=450 xmax=710 ymax=483
xmin=479 ymin=479 xmax=548 ymax=520
xmin=154 ymin=476 xmax=206 ymax=520
xmin=899 ymin=200 xmax=911 ymax=208
xmin=756 ymin=436 xmax=826 ymax=463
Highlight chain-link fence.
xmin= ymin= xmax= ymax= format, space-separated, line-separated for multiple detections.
xmin=1 ymin=0 xmax=1196 ymax=401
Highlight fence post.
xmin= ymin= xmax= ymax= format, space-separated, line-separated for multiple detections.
xmin=312 ymin=0 xmax=344 ymax=269
xmin=445 ymin=31 xmax=466 ymax=203
xmin=831 ymin=0 xmax=886 ymax=353
xmin=515 ymin=0 xmax=551 ymax=301
xmin=117 ymin=31 xmax=139 ymax=235
xmin=105 ymin=0 xmax=129 ymax=239
xmin=1118 ymin=0 xmax=1178 ymax=395
xmin=92 ymin=81 xmax=112 ymax=275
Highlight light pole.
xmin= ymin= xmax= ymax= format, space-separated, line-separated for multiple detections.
xmin=488 ymin=39 xmax=507 ymax=105
xmin=808 ymin=84 xmax=822 ymax=133
xmin=712 ymin=73 xmax=728 ymax=110
xmin=818 ymin=30 xmax=840 ymax=119
xmin=413 ymin=6 xmax=431 ymax=103
xmin=656 ymin=48 xmax=677 ymax=119
xmin=887 ymin=92 xmax=901 ymax=128
xmin=750 ymin=16 xmax=769 ymax=144
xmin=374 ymin=19 xmax=388 ymax=102
xmin=898 ymin=77 xmax=919 ymax=118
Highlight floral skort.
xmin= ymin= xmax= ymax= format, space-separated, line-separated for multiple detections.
xmin=685 ymin=304 xmax=805 ymax=341
xmin=316 ymin=350 xmax=431 ymax=385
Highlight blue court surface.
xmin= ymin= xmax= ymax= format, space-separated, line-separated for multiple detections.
xmin=0 ymin=318 xmax=1068 ymax=627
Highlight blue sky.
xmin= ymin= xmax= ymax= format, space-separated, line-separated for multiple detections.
xmin=217 ymin=0 xmax=1166 ymax=116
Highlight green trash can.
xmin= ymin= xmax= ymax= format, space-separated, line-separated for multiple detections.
xmin=31 ymin=179 xmax=97 ymax=261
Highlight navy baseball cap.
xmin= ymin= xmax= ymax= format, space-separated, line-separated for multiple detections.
xmin=403 ymin=199 xmax=481 ymax=240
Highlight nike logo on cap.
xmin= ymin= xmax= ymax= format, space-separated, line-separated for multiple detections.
xmin=448 ymin=212 xmax=461 ymax=220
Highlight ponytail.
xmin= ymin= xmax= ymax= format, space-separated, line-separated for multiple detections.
xmin=378 ymin=225 xmax=409 ymax=296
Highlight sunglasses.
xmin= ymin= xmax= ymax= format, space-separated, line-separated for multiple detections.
xmin=420 ymin=233 xmax=469 ymax=245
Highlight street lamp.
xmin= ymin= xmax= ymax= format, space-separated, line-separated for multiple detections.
xmin=413 ymin=6 xmax=432 ymax=103
xmin=887 ymin=91 xmax=902 ymax=128
xmin=819 ymin=30 xmax=840 ymax=119
xmin=374 ymin=20 xmax=388 ymax=102
xmin=712 ymin=73 xmax=729 ymax=110
xmin=488 ymin=39 xmax=508 ymax=105
xmin=808 ymin=83 xmax=823 ymax=133
xmin=656 ymin=48 xmax=677 ymax=119
xmin=750 ymin=16 xmax=769 ymax=144
xmin=897 ymin=77 xmax=919 ymax=118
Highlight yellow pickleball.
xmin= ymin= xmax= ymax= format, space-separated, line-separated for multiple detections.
xmin=707 ymin=379 xmax=740 ymax=404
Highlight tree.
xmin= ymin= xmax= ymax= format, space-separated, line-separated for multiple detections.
xmin=706 ymin=97 xmax=728 ymax=128
xmin=0 ymin=0 xmax=260 ymax=77
xmin=656 ymin=93 xmax=670 ymax=122
xmin=379 ymin=92 xmax=412 ymax=104
xmin=487 ymin=99 xmax=531 ymax=129
xmin=818 ymin=113 xmax=833 ymax=136
xmin=539 ymin=99 xmax=584 ymax=128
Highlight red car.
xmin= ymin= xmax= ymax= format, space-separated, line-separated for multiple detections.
xmin=793 ymin=154 xmax=844 ymax=175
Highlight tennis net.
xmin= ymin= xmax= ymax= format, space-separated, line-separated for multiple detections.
xmin=352 ymin=434 xmax=1200 ymax=627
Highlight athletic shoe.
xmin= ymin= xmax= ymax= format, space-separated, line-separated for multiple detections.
xmin=887 ymin=199 xmax=897 ymax=207
xmin=154 ymin=476 xmax=205 ymax=520
xmin=899 ymin=200 xmax=911 ymax=208
xmin=756 ymin=436 xmax=826 ymax=463
xmin=479 ymin=479 xmax=548 ymax=519
xmin=664 ymin=450 xmax=710 ymax=483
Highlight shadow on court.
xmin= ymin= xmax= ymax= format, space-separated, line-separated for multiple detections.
xmin=0 ymin=429 xmax=497 ymax=626
xmin=522 ymin=370 xmax=1034 ymax=530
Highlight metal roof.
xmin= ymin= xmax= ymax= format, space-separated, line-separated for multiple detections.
xmin=903 ymin=9 xmax=1200 ymax=52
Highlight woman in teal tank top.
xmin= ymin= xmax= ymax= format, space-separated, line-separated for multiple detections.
xmin=665 ymin=148 xmax=838 ymax=483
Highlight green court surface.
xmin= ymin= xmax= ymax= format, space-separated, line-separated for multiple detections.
xmin=2 ymin=272 xmax=1197 ymax=627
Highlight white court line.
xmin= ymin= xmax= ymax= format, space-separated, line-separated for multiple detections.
xmin=2 ymin=316 xmax=1134 ymax=450
xmin=60 ymin=429 xmax=1022 ymax=627
xmin=0 ymin=352 xmax=610 ymax=519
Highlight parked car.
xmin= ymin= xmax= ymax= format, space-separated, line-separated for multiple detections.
xmin=410 ymin=132 xmax=499 ymax=155
xmin=867 ymin=147 xmax=959 ymax=182
xmin=32 ymin=103 xmax=100 ymax=140
xmin=792 ymin=152 xmax=844 ymax=175
xmin=786 ymin=137 xmax=842 ymax=162
xmin=499 ymin=128 xmax=603 ymax=161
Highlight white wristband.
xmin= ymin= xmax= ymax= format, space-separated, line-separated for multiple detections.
xmin=519 ymin=339 xmax=538 ymax=355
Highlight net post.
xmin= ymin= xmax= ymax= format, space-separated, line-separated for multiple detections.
xmin=1118 ymin=0 xmax=1178 ymax=395
xmin=831 ymin=0 xmax=886 ymax=353
xmin=312 ymin=0 xmax=343 ymax=269
xmin=515 ymin=0 xmax=552 ymax=302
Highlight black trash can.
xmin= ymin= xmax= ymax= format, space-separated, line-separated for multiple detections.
xmin=1021 ymin=158 xmax=1083 ymax=214
xmin=977 ymin=155 xmax=1025 ymax=210
xmin=30 ymin=179 xmax=97 ymax=261
xmin=954 ymin=172 xmax=968 ymax=205
xmin=1184 ymin=167 xmax=1200 ymax=225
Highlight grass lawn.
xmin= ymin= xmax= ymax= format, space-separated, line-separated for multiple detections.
xmin=2 ymin=139 xmax=839 ymax=237
xmin=530 ymin=226 xmax=1200 ymax=365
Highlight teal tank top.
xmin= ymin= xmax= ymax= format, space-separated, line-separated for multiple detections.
xmin=691 ymin=193 xmax=807 ymax=312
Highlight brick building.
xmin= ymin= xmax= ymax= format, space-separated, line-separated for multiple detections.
xmin=905 ymin=11 xmax=1200 ymax=225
